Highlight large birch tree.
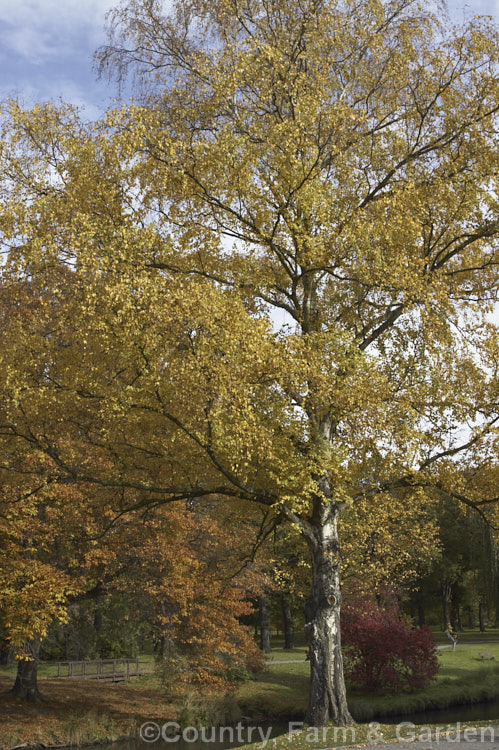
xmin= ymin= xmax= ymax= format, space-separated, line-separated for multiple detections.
xmin=1 ymin=0 xmax=499 ymax=725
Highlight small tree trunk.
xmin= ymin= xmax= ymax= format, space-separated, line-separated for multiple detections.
xmin=467 ymin=606 xmax=474 ymax=629
xmin=259 ymin=597 xmax=271 ymax=654
xmin=10 ymin=639 xmax=43 ymax=701
xmin=303 ymin=502 xmax=352 ymax=726
xmin=456 ymin=604 xmax=463 ymax=632
xmin=93 ymin=595 xmax=105 ymax=657
xmin=0 ymin=641 xmax=10 ymax=665
xmin=442 ymin=582 xmax=452 ymax=631
xmin=94 ymin=609 xmax=103 ymax=632
xmin=281 ymin=595 xmax=294 ymax=650
xmin=417 ymin=603 xmax=426 ymax=628
xmin=479 ymin=602 xmax=486 ymax=632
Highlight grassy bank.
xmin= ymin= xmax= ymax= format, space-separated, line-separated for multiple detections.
xmin=351 ymin=644 xmax=499 ymax=720
xmin=1 ymin=644 xmax=499 ymax=749
xmin=0 ymin=672 xmax=243 ymax=750
xmin=237 ymin=644 xmax=499 ymax=720
xmin=243 ymin=719 xmax=499 ymax=750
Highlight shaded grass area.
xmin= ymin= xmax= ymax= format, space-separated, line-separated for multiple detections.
xmin=265 ymin=646 xmax=308 ymax=663
xmin=0 ymin=674 xmax=170 ymax=749
xmin=239 ymin=661 xmax=310 ymax=718
xmin=0 ymin=672 xmax=240 ymax=749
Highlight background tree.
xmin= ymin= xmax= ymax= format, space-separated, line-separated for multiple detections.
xmin=408 ymin=498 xmax=499 ymax=632
xmin=118 ymin=502 xmax=266 ymax=689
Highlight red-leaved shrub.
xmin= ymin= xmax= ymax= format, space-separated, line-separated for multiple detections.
xmin=341 ymin=599 xmax=439 ymax=694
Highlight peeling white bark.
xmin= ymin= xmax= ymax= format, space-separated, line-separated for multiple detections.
xmin=303 ymin=503 xmax=352 ymax=726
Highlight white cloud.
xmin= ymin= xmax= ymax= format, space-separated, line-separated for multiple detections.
xmin=0 ymin=0 xmax=494 ymax=67
xmin=0 ymin=0 xmax=121 ymax=115
xmin=7 ymin=76 xmax=107 ymax=120
xmin=0 ymin=0 xmax=116 ymax=63
xmin=0 ymin=0 xmax=116 ymax=31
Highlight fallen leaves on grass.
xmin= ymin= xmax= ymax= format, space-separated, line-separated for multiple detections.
xmin=0 ymin=675 xmax=175 ymax=749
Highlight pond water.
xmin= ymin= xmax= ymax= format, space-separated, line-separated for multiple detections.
xmin=384 ymin=698 xmax=499 ymax=726
xmin=98 ymin=721 xmax=290 ymax=750
xmin=96 ymin=700 xmax=499 ymax=750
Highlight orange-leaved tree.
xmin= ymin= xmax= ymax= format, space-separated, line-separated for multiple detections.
xmin=116 ymin=501 xmax=266 ymax=689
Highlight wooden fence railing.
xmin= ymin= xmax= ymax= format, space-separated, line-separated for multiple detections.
xmin=56 ymin=658 xmax=142 ymax=681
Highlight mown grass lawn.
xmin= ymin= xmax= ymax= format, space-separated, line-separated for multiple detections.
xmin=430 ymin=627 xmax=499 ymax=646
xmin=0 ymin=653 xmax=157 ymax=680
xmin=438 ymin=643 xmax=499 ymax=680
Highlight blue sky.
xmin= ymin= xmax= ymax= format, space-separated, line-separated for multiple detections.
xmin=0 ymin=0 xmax=117 ymax=119
xmin=0 ymin=0 xmax=497 ymax=120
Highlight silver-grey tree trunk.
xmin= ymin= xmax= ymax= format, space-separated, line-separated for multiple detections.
xmin=442 ymin=581 xmax=453 ymax=632
xmin=303 ymin=501 xmax=352 ymax=726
